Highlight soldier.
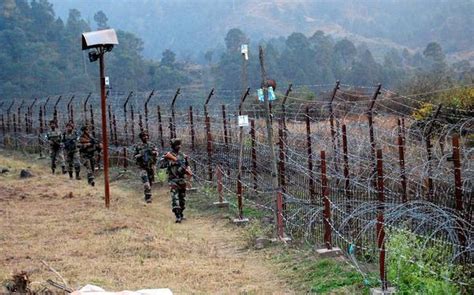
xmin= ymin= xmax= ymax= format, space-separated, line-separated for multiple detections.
xmin=62 ymin=121 xmax=81 ymax=180
xmin=46 ymin=120 xmax=66 ymax=174
xmin=134 ymin=130 xmax=158 ymax=203
xmin=159 ymin=138 xmax=192 ymax=223
xmin=78 ymin=125 xmax=101 ymax=186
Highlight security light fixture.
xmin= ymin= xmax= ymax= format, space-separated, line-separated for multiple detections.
xmin=81 ymin=28 xmax=118 ymax=209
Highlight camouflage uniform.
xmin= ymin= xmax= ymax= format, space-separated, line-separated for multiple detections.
xmin=62 ymin=128 xmax=81 ymax=179
xmin=46 ymin=129 xmax=65 ymax=174
xmin=134 ymin=133 xmax=158 ymax=203
xmin=79 ymin=127 xmax=100 ymax=186
xmin=160 ymin=138 xmax=191 ymax=222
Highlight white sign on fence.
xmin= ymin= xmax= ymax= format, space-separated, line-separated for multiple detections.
xmin=238 ymin=115 xmax=249 ymax=127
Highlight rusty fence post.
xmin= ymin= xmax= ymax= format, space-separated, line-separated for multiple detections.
xmin=452 ymin=135 xmax=467 ymax=253
xmin=83 ymin=92 xmax=92 ymax=123
xmin=130 ymin=104 xmax=135 ymax=144
xmin=123 ymin=91 xmax=132 ymax=145
xmin=397 ymin=118 xmax=407 ymax=202
xmin=89 ymin=104 xmax=96 ymax=138
xmin=277 ymin=190 xmax=285 ymax=239
xmin=53 ymin=96 xmax=61 ymax=126
xmin=17 ymin=100 xmax=24 ymax=133
xmin=278 ymin=118 xmax=286 ymax=192
xmin=24 ymin=112 xmax=28 ymax=134
xmin=67 ymin=95 xmax=75 ymax=125
xmin=13 ymin=114 xmax=17 ymax=133
xmin=144 ymin=90 xmax=155 ymax=131
xmin=189 ymin=106 xmax=195 ymax=150
xmin=7 ymin=103 xmax=13 ymax=133
xmin=250 ymin=119 xmax=258 ymax=192
xmin=321 ymin=150 xmax=333 ymax=249
xmin=329 ymin=81 xmax=341 ymax=175
xmin=222 ymin=104 xmax=229 ymax=149
xmin=38 ymin=107 xmax=44 ymax=156
xmin=306 ymin=106 xmax=316 ymax=203
xmin=342 ymin=125 xmax=351 ymax=197
xmin=157 ymin=105 xmax=164 ymax=148
xmin=43 ymin=97 xmax=50 ymax=124
xmin=204 ymin=88 xmax=215 ymax=181
xmin=367 ymin=84 xmax=382 ymax=188
xmin=281 ymin=84 xmax=292 ymax=146
xmin=28 ymin=97 xmax=38 ymax=134
xmin=170 ymin=88 xmax=180 ymax=139
xmin=376 ymin=149 xmax=387 ymax=291
xmin=425 ymin=104 xmax=442 ymax=201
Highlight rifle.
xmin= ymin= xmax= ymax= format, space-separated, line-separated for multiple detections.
xmin=164 ymin=152 xmax=193 ymax=176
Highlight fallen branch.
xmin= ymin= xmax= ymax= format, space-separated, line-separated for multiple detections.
xmin=40 ymin=260 xmax=70 ymax=291
xmin=46 ymin=279 xmax=73 ymax=293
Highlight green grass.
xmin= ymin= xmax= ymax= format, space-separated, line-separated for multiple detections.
xmin=273 ymin=250 xmax=369 ymax=294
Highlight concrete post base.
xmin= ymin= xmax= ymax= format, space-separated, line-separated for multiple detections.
xmin=212 ymin=201 xmax=229 ymax=208
xmin=233 ymin=217 xmax=249 ymax=224
xmin=316 ymin=247 xmax=342 ymax=258
xmin=370 ymin=287 xmax=396 ymax=295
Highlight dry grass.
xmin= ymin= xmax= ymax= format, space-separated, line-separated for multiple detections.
xmin=0 ymin=149 xmax=293 ymax=294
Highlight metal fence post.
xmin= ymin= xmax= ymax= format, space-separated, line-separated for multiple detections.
xmin=157 ymin=105 xmax=164 ymax=148
xmin=306 ymin=106 xmax=316 ymax=203
xmin=397 ymin=118 xmax=407 ymax=202
xmin=425 ymin=104 xmax=442 ymax=201
xmin=144 ymin=90 xmax=155 ymax=131
xmin=250 ymin=119 xmax=257 ymax=192
xmin=170 ymin=88 xmax=180 ymax=139
xmin=367 ymin=84 xmax=382 ymax=188
xmin=376 ymin=149 xmax=387 ymax=291
xmin=321 ymin=150 xmax=332 ymax=249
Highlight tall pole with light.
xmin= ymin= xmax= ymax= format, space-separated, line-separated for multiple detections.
xmin=82 ymin=29 xmax=118 ymax=208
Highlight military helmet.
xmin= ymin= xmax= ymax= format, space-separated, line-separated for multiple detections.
xmin=139 ymin=129 xmax=149 ymax=139
xmin=170 ymin=138 xmax=182 ymax=147
xmin=66 ymin=121 xmax=74 ymax=128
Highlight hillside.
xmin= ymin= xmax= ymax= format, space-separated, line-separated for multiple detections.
xmin=49 ymin=0 xmax=474 ymax=61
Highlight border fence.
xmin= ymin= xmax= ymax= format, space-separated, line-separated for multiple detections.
xmin=1 ymin=82 xmax=473 ymax=291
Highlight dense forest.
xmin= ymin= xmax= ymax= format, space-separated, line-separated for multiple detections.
xmin=0 ymin=0 xmax=473 ymax=104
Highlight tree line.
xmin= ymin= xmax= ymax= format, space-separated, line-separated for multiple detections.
xmin=1 ymin=0 xmax=472 ymax=112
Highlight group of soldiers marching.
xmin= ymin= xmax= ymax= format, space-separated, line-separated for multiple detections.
xmin=133 ymin=130 xmax=192 ymax=223
xmin=46 ymin=120 xmax=101 ymax=186
xmin=46 ymin=121 xmax=192 ymax=223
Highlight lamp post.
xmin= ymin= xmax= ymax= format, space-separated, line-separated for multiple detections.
xmin=82 ymin=29 xmax=118 ymax=208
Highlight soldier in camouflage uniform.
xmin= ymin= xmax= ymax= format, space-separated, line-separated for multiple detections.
xmin=62 ymin=121 xmax=81 ymax=180
xmin=46 ymin=120 xmax=66 ymax=174
xmin=159 ymin=138 xmax=192 ymax=223
xmin=134 ymin=130 xmax=158 ymax=203
xmin=78 ymin=125 xmax=101 ymax=186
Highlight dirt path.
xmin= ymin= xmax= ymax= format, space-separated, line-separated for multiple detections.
xmin=0 ymin=151 xmax=293 ymax=294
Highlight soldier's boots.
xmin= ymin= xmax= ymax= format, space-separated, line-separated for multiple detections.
xmin=175 ymin=209 xmax=183 ymax=223
xmin=69 ymin=171 xmax=73 ymax=179
xmin=88 ymin=177 xmax=95 ymax=187
xmin=144 ymin=194 xmax=152 ymax=204
xmin=75 ymin=171 xmax=81 ymax=180
xmin=61 ymin=166 xmax=67 ymax=174
xmin=52 ymin=167 xmax=55 ymax=174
